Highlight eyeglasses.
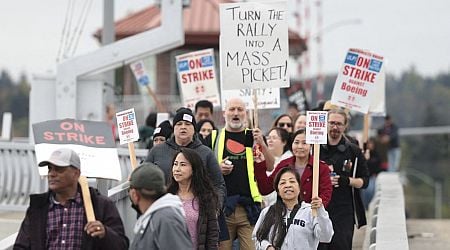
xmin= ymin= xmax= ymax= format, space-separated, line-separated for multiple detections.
xmin=328 ymin=121 xmax=345 ymax=128
xmin=278 ymin=122 xmax=292 ymax=128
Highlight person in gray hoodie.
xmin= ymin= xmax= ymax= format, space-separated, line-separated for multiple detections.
xmin=129 ymin=162 xmax=193 ymax=250
xmin=253 ymin=167 xmax=333 ymax=250
xmin=145 ymin=107 xmax=226 ymax=207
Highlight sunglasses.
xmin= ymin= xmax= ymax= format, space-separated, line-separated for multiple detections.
xmin=278 ymin=122 xmax=292 ymax=128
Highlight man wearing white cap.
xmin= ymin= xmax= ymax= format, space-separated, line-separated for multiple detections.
xmin=14 ymin=148 xmax=128 ymax=249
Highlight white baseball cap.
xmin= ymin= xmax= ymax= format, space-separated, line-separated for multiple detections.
xmin=38 ymin=148 xmax=81 ymax=169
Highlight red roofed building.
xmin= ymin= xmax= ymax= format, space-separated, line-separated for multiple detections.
xmin=95 ymin=0 xmax=307 ymax=101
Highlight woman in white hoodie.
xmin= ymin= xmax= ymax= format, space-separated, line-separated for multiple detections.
xmin=252 ymin=167 xmax=334 ymax=250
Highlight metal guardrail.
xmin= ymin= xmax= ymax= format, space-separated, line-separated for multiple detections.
xmin=107 ymin=181 xmax=137 ymax=243
xmin=363 ymin=172 xmax=409 ymax=250
xmin=0 ymin=142 xmax=147 ymax=210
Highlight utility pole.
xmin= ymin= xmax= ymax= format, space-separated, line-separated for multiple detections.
xmin=315 ymin=0 xmax=324 ymax=101
xmin=102 ymin=0 xmax=115 ymax=109
xmin=296 ymin=0 xmax=312 ymax=104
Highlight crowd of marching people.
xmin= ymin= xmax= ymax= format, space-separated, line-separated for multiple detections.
xmin=14 ymin=98 xmax=401 ymax=250
xmin=133 ymin=98 xmax=372 ymax=249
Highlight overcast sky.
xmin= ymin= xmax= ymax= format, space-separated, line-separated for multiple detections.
xmin=1 ymin=0 xmax=449 ymax=81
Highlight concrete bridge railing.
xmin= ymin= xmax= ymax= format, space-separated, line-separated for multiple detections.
xmin=0 ymin=142 xmax=147 ymax=211
xmin=363 ymin=172 xmax=409 ymax=249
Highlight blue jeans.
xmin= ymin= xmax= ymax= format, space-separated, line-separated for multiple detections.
xmin=362 ymin=175 xmax=377 ymax=210
xmin=388 ymin=147 xmax=401 ymax=172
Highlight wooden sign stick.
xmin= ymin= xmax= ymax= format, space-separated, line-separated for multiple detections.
xmin=145 ymin=85 xmax=166 ymax=112
xmin=312 ymin=144 xmax=320 ymax=217
xmin=252 ymin=91 xmax=259 ymax=128
xmin=79 ymin=176 xmax=96 ymax=222
xmin=128 ymin=142 xmax=138 ymax=171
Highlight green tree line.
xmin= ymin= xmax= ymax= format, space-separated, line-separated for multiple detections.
xmin=0 ymin=70 xmax=30 ymax=137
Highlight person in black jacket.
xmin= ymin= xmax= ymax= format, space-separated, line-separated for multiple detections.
xmin=318 ymin=109 xmax=370 ymax=250
xmin=14 ymin=148 xmax=128 ymax=250
xmin=146 ymin=107 xmax=226 ymax=208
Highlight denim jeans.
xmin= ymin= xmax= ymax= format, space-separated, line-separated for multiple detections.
xmin=361 ymin=175 xmax=377 ymax=210
xmin=388 ymin=147 xmax=401 ymax=172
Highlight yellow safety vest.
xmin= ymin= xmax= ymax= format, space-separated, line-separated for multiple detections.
xmin=214 ymin=128 xmax=262 ymax=203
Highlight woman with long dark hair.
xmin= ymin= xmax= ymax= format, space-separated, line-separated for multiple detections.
xmin=254 ymin=129 xmax=333 ymax=207
xmin=168 ymin=148 xmax=219 ymax=250
xmin=253 ymin=167 xmax=333 ymax=249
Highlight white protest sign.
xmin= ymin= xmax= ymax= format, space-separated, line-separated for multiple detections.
xmin=219 ymin=1 xmax=290 ymax=90
xmin=306 ymin=111 xmax=328 ymax=144
xmin=176 ymin=49 xmax=221 ymax=109
xmin=330 ymin=48 xmax=385 ymax=114
xmin=221 ymin=88 xmax=280 ymax=110
xmin=369 ymin=68 xmax=386 ymax=116
xmin=116 ymin=108 xmax=139 ymax=144
xmin=33 ymin=119 xmax=122 ymax=180
xmin=156 ymin=113 xmax=170 ymax=127
xmin=130 ymin=60 xmax=150 ymax=86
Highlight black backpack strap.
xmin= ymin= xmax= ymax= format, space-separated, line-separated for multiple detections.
xmin=286 ymin=204 xmax=301 ymax=232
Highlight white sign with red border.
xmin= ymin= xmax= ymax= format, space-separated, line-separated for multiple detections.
xmin=306 ymin=111 xmax=328 ymax=144
xmin=116 ymin=108 xmax=139 ymax=144
xmin=175 ymin=49 xmax=221 ymax=110
xmin=331 ymin=48 xmax=385 ymax=114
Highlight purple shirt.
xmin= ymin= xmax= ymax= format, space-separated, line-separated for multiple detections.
xmin=182 ymin=198 xmax=199 ymax=248
xmin=47 ymin=192 xmax=85 ymax=249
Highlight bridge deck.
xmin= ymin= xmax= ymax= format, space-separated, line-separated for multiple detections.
xmin=407 ymin=219 xmax=450 ymax=250
xmin=0 ymin=211 xmax=24 ymax=241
